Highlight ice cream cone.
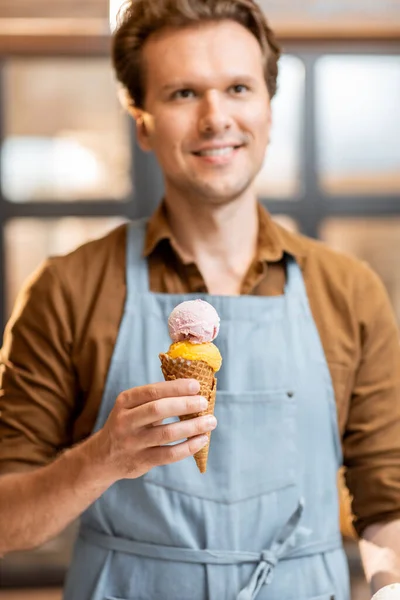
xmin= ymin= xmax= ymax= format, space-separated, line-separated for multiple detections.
xmin=160 ymin=299 xmax=222 ymax=473
xmin=159 ymin=353 xmax=217 ymax=473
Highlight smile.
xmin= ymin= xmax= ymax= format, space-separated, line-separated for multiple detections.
xmin=193 ymin=145 xmax=242 ymax=157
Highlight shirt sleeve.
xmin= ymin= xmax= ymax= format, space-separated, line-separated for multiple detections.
xmin=0 ymin=259 xmax=77 ymax=474
xmin=343 ymin=262 xmax=400 ymax=537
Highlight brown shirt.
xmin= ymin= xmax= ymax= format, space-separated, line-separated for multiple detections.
xmin=1 ymin=202 xmax=400 ymax=537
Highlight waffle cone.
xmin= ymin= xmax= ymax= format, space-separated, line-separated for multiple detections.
xmin=159 ymin=353 xmax=217 ymax=474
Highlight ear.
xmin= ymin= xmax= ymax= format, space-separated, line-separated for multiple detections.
xmin=266 ymin=97 xmax=272 ymax=127
xmin=136 ymin=115 xmax=153 ymax=152
xmin=127 ymin=106 xmax=153 ymax=152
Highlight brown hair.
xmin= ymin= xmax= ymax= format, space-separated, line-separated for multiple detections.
xmin=112 ymin=0 xmax=281 ymax=110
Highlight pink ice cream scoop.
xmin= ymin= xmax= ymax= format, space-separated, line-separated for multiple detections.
xmin=168 ymin=299 xmax=220 ymax=344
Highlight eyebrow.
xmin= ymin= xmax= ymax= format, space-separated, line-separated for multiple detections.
xmin=160 ymin=75 xmax=259 ymax=93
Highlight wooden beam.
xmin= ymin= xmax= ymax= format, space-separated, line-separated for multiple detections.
xmin=0 ymin=0 xmax=108 ymax=19
xmin=0 ymin=19 xmax=111 ymax=56
xmin=0 ymin=16 xmax=399 ymax=56
xmin=272 ymin=16 xmax=400 ymax=41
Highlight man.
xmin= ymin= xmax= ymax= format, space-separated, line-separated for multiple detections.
xmin=0 ymin=1 xmax=400 ymax=598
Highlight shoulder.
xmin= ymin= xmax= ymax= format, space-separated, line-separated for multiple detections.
xmin=27 ymin=222 xmax=131 ymax=321
xmin=48 ymin=222 xmax=128 ymax=286
xmin=276 ymin=222 xmax=394 ymax=342
xmin=13 ymin=223 xmax=129 ymax=336
xmin=277 ymin=223 xmax=380 ymax=296
xmin=5 ymin=223 xmax=129 ymax=340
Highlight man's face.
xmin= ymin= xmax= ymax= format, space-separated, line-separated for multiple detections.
xmin=136 ymin=20 xmax=272 ymax=205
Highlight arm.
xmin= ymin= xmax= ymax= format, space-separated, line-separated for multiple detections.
xmin=0 ymin=432 xmax=113 ymax=554
xmin=0 ymin=260 xmax=78 ymax=474
xmin=0 ymin=258 xmax=215 ymax=555
xmin=360 ymin=520 xmax=400 ymax=595
xmin=0 ymin=378 xmax=214 ymax=555
xmin=0 ymin=257 xmax=116 ymax=548
xmin=342 ymin=264 xmax=400 ymax=557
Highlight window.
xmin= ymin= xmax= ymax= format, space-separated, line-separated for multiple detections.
xmin=255 ymin=55 xmax=305 ymax=199
xmin=2 ymin=58 xmax=132 ymax=203
xmin=316 ymin=56 xmax=400 ymax=195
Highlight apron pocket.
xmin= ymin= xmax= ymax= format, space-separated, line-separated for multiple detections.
xmin=143 ymin=389 xmax=297 ymax=502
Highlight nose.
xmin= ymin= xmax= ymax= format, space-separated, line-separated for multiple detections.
xmin=198 ymin=90 xmax=233 ymax=136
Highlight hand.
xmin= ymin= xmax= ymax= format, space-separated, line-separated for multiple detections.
xmin=370 ymin=583 xmax=400 ymax=599
xmin=94 ymin=379 xmax=217 ymax=480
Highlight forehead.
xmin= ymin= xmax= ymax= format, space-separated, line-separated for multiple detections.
xmin=142 ymin=20 xmax=265 ymax=89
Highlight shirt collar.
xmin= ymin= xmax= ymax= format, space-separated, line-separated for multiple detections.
xmin=144 ymin=200 xmax=306 ymax=264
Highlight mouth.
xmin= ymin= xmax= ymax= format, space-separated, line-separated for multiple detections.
xmin=192 ymin=145 xmax=244 ymax=159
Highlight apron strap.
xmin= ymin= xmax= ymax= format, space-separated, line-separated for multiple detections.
xmin=285 ymin=255 xmax=311 ymax=315
xmin=126 ymin=218 xmax=150 ymax=296
xmin=285 ymin=255 xmax=343 ymax=469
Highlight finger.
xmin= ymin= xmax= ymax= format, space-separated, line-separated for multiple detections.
xmin=134 ymin=395 xmax=209 ymax=428
xmin=145 ymin=434 xmax=210 ymax=468
xmin=142 ymin=414 xmax=217 ymax=447
xmin=120 ymin=379 xmax=200 ymax=409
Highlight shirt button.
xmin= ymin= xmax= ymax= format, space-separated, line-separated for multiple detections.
xmin=287 ymin=391 xmax=294 ymax=398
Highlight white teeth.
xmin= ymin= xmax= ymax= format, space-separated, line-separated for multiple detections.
xmin=198 ymin=147 xmax=236 ymax=157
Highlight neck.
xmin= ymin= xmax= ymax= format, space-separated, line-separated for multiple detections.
xmin=164 ymin=189 xmax=259 ymax=295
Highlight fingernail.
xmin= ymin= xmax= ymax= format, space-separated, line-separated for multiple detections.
xmin=206 ymin=416 xmax=217 ymax=429
xmin=199 ymin=397 xmax=208 ymax=409
xmin=198 ymin=435 xmax=209 ymax=447
xmin=188 ymin=380 xmax=200 ymax=393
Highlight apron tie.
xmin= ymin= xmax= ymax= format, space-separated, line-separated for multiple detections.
xmin=236 ymin=549 xmax=278 ymax=600
xmin=237 ymin=498 xmax=305 ymax=600
xmin=80 ymin=498 xmax=343 ymax=599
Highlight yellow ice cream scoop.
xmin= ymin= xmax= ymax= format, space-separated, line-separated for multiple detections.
xmin=167 ymin=341 xmax=222 ymax=372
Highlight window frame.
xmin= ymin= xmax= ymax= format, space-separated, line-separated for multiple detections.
xmin=0 ymin=38 xmax=400 ymax=332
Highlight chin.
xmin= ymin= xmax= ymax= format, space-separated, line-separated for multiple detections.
xmin=195 ymin=196 xmax=237 ymax=208
xmin=199 ymin=185 xmax=254 ymax=205
xmin=167 ymin=172 xmax=256 ymax=206
xmin=193 ymin=176 xmax=253 ymax=200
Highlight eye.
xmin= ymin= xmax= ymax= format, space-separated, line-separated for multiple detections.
xmin=172 ymin=89 xmax=196 ymax=100
xmin=230 ymin=84 xmax=250 ymax=95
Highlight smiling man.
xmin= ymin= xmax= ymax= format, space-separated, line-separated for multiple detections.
xmin=1 ymin=1 xmax=400 ymax=599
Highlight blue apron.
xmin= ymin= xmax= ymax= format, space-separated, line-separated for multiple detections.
xmin=63 ymin=219 xmax=350 ymax=600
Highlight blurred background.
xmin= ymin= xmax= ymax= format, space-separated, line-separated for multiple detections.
xmin=0 ymin=0 xmax=400 ymax=598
